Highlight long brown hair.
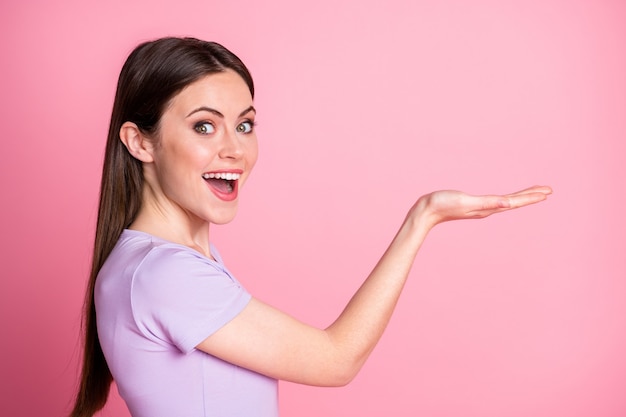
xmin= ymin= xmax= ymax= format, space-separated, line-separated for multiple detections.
xmin=70 ymin=37 xmax=254 ymax=417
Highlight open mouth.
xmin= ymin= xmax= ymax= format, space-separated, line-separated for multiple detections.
xmin=202 ymin=172 xmax=240 ymax=194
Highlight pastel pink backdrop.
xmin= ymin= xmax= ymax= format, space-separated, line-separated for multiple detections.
xmin=1 ymin=0 xmax=624 ymax=416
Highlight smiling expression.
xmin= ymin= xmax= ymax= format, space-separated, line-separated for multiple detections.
xmin=145 ymin=70 xmax=258 ymax=226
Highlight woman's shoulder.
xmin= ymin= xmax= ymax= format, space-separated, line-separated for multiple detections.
xmin=118 ymin=229 xmax=224 ymax=267
xmin=99 ymin=230 xmax=226 ymax=287
xmin=120 ymin=231 xmax=244 ymax=304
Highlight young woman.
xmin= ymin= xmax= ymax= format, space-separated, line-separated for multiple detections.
xmin=70 ymin=37 xmax=551 ymax=417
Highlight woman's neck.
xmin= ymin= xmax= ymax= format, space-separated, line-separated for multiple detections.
xmin=129 ymin=200 xmax=214 ymax=260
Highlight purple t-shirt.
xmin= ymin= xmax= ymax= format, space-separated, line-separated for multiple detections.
xmin=95 ymin=229 xmax=278 ymax=417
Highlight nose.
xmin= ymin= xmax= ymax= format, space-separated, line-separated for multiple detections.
xmin=218 ymin=129 xmax=244 ymax=160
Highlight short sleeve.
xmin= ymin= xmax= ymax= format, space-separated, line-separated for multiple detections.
xmin=130 ymin=246 xmax=251 ymax=354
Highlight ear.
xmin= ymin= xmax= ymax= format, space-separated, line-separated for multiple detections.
xmin=119 ymin=121 xmax=155 ymax=163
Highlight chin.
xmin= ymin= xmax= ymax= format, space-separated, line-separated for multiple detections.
xmin=208 ymin=206 xmax=239 ymax=225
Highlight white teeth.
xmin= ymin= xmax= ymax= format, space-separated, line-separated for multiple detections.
xmin=202 ymin=172 xmax=241 ymax=180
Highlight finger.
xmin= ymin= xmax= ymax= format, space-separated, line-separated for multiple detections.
xmin=471 ymin=185 xmax=551 ymax=208
xmin=464 ymin=195 xmax=512 ymax=216
xmin=506 ymin=191 xmax=550 ymax=209
xmin=468 ymin=188 xmax=550 ymax=216
xmin=506 ymin=185 xmax=553 ymax=198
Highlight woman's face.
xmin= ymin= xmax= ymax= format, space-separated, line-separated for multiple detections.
xmin=148 ymin=70 xmax=258 ymax=226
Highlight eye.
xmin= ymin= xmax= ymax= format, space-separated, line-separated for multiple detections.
xmin=194 ymin=122 xmax=215 ymax=135
xmin=236 ymin=120 xmax=255 ymax=134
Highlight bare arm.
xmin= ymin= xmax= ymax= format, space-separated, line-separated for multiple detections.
xmin=197 ymin=185 xmax=552 ymax=386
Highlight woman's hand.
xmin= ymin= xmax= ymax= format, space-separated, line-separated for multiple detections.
xmin=413 ymin=185 xmax=553 ymax=230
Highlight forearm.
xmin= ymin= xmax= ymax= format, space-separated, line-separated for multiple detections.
xmin=325 ymin=201 xmax=433 ymax=383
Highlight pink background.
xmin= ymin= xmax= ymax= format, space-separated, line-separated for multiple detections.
xmin=1 ymin=0 xmax=625 ymax=416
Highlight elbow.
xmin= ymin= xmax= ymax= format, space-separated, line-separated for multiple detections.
xmin=330 ymin=371 xmax=357 ymax=388
xmin=324 ymin=357 xmax=363 ymax=387
xmin=314 ymin=330 xmax=369 ymax=387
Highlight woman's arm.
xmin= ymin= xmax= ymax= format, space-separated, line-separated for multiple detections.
xmin=196 ymin=186 xmax=552 ymax=386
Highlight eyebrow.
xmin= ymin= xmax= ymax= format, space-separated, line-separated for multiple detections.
xmin=186 ymin=105 xmax=256 ymax=119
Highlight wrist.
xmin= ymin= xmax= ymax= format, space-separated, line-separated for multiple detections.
xmin=404 ymin=196 xmax=437 ymax=238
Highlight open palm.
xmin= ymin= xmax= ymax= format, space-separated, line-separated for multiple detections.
xmin=415 ymin=185 xmax=553 ymax=228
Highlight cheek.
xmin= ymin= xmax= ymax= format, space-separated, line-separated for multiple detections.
xmin=246 ymin=139 xmax=259 ymax=167
xmin=156 ymin=144 xmax=205 ymax=180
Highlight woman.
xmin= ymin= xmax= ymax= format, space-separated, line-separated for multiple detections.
xmin=70 ymin=37 xmax=551 ymax=417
